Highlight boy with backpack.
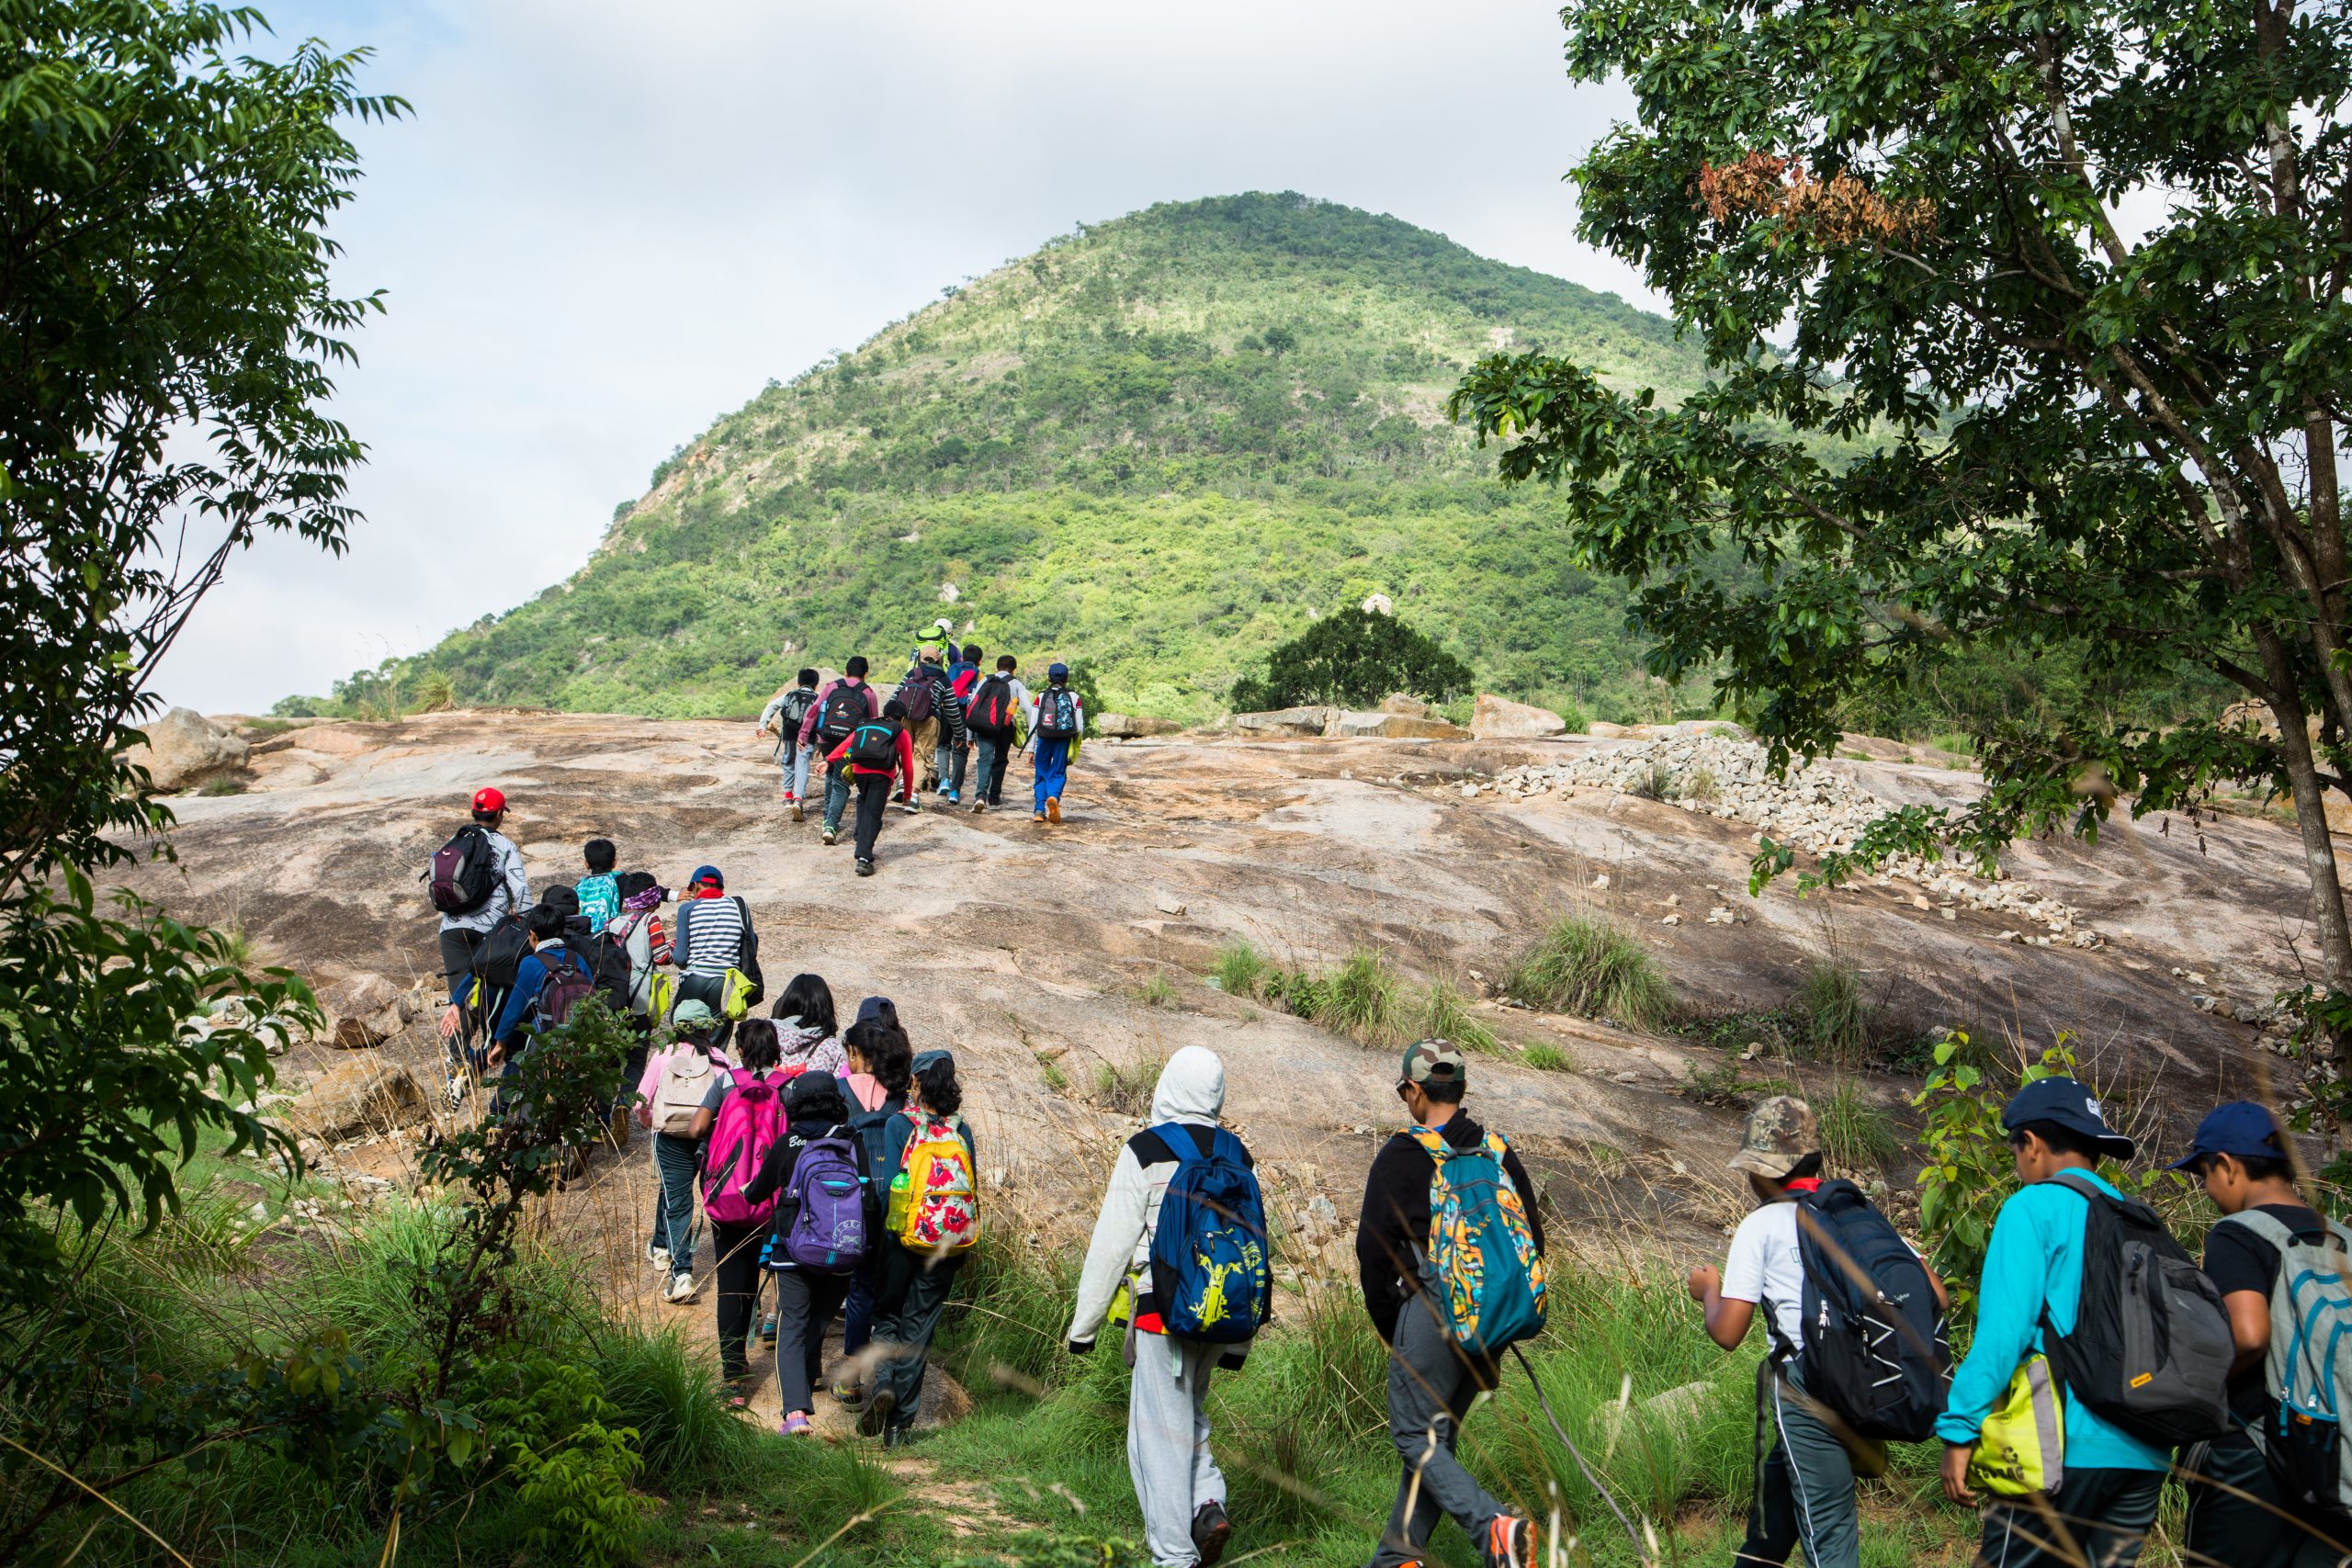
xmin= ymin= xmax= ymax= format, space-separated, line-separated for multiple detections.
xmin=1355 ymin=1041 xmax=1545 ymax=1568
xmin=965 ymin=655 xmax=1028 ymax=814
xmin=801 ymin=657 xmax=880 ymax=845
xmin=864 ymin=1048 xmax=978 ymax=1445
xmin=740 ymin=1068 xmax=881 ymax=1436
xmin=637 ymin=999 xmax=734 ymax=1304
xmin=757 ymin=668 xmax=824 ymax=820
xmin=1687 ymin=1098 xmax=1949 ymax=1568
xmin=822 ymin=697 xmax=917 ymax=878
xmin=1068 ymin=1046 xmax=1265 ymax=1568
xmin=1937 ymin=1077 xmax=2226 ymax=1567
xmin=1026 ymin=661 xmax=1084 ymax=824
xmin=595 ymin=874 xmax=671 ymax=1147
xmin=575 ymin=839 xmax=621 ymax=932
xmin=2171 ymin=1101 xmax=2351 ymax=1565
xmin=487 ymin=904 xmax=594 ymax=1065
xmin=432 ymin=786 xmax=530 ymax=1056
xmin=898 ymin=645 xmax=953 ymax=801
xmin=690 ymin=1019 xmax=787 ymax=1399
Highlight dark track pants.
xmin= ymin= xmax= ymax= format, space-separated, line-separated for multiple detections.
xmin=869 ymin=1241 xmax=962 ymax=1436
xmin=2182 ymin=1433 xmax=2351 ymax=1567
xmin=709 ymin=1220 xmax=764 ymax=1382
xmin=1976 ymin=1466 xmax=2163 ymax=1568
xmin=1370 ymin=1291 xmax=1508 ymax=1568
xmin=853 ymin=773 xmax=892 ymax=862
xmin=772 ymin=1269 xmax=854 ymax=1416
xmin=1736 ymin=1362 xmax=1862 ymax=1568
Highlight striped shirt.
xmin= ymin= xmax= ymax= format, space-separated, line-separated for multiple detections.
xmin=673 ymin=895 xmax=747 ymax=975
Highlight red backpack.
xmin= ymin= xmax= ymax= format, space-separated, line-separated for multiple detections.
xmin=702 ymin=1069 xmax=787 ymax=1225
xmin=967 ymin=673 xmax=1016 ymax=734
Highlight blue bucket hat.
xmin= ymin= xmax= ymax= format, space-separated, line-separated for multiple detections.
xmin=2165 ymin=1101 xmax=2289 ymax=1172
xmin=2002 ymin=1076 xmax=2135 ymax=1160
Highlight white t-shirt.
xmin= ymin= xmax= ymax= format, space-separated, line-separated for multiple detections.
xmin=1722 ymin=1201 xmax=1809 ymax=1350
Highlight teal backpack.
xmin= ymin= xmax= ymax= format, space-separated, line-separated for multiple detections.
xmin=1411 ymin=1126 xmax=1547 ymax=1357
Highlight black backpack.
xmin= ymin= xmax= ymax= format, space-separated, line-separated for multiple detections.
xmin=817 ymin=682 xmax=866 ymax=743
xmin=898 ymin=668 xmax=936 ymax=724
xmin=778 ymin=687 xmax=818 ymax=732
xmin=1035 ymin=686 xmax=1078 ymax=739
xmin=470 ymin=911 xmax=534 ymax=990
xmin=426 ymin=825 xmax=497 ymax=914
xmin=848 ymin=718 xmax=899 ymax=771
xmin=732 ymin=895 xmax=763 ymax=1006
xmin=1781 ymin=1180 xmax=1951 ymax=1441
xmin=967 ymin=673 xmax=1016 ymax=735
xmin=2044 ymin=1171 xmax=2233 ymax=1446
xmin=585 ymin=929 xmax=636 ymax=1012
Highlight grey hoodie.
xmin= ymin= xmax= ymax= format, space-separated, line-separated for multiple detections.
xmin=1068 ymin=1046 xmax=1249 ymax=1348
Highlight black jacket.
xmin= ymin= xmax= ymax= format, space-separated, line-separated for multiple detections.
xmin=738 ymin=1120 xmax=877 ymax=1256
xmin=1354 ymin=1112 xmax=1546 ymax=1345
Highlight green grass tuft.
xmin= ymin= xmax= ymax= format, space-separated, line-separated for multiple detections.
xmin=1317 ymin=949 xmax=1404 ymax=1049
xmin=1139 ymin=971 xmax=1176 ymax=1008
xmin=1419 ymin=980 xmax=1499 ymax=1055
xmin=1506 ymin=915 xmax=1675 ymax=1030
xmin=1794 ymin=956 xmax=1870 ymax=1066
xmin=1522 ymin=1043 xmax=1570 ymax=1071
xmin=1094 ymin=1054 xmax=1165 ymax=1117
xmin=1818 ymin=1077 xmax=1904 ymax=1170
xmin=1211 ymin=938 xmax=1269 ymax=998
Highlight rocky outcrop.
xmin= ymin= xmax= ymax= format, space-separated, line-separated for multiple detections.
xmin=124 ymin=708 xmax=249 ymax=791
xmin=1233 ymin=706 xmax=1332 ymax=737
xmin=1378 ymin=694 xmax=1432 ymax=716
xmin=1096 ymin=713 xmax=1182 ymax=739
xmin=318 ymin=972 xmax=423 ymax=1049
xmin=290 ymin=1060 xmax=424 ymax=1142
xmin=1329 ymin=711 xmax=1470 ymax=740
xmin=1471 ymin=694 xmax=1567 ymax=740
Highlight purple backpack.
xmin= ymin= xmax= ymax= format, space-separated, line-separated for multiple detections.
xmin=777 ymin=1132 xmax=868 ymax=1271
xmin=701 ymin=1070 xmax=786 ymax=1226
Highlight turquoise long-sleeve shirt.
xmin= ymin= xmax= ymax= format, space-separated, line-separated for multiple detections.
xmin=1934 ymin=1169 xmax=2170 ymax=1472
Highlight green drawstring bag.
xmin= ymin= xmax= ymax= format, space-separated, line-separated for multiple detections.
xmin=1972 ymin=1354 xmax=2065 ymax=1496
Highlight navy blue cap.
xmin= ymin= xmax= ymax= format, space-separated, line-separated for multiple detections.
xmin=2165 ymin=1101 xmax=2289 ymax=1172
xmin=2002 ymin=1076 xmax=2135 ymax=1160
xmin=690 ymin=863 xmax=722 ymax=889
xmin=1047 ymin=662 xmax=1069 ymax=681
xmin=854 ymin=996 xmax=892 ymax=1028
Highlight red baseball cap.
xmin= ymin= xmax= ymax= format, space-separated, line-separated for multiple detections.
xmin=472 ymin=787 xmax=507 ymax=813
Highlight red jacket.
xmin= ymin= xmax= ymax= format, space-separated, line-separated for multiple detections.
xmin=825 ymin=725 xmax=915 ymax=800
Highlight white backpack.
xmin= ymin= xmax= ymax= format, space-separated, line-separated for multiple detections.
xmin=650 ymin=1046 xmax=717 ymax=1136
xmin=2222 ymin=1208 xmax=2352 ymax=1514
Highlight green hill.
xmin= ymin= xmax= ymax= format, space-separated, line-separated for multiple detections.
xmin=301 ymin=193 xmax=1715 ymax=724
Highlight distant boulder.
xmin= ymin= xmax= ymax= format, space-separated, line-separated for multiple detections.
xmin=318 ymin=972 xmax=421 ymax=1049
xmin=291 ymin=1059 xmax=424 ymax=1143
xmin=1233 ymin=706 xmax=1332 ymax=737
xmin=1378 ymin=694 xmax=1432 ymax=716
xmin=1331 ymin=711 xmax=1470 ymax=740
xmin=123 ymin=708 xmax=249 ymax=792
xmin=1471 ymin=694 xmax=1567 ymax=740
xmin=1097 ymin=713 xmax=1182 ymax=739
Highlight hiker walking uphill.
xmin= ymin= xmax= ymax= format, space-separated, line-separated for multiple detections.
xmin=741 ymin=1068 xmax=881 ymax=1437
xmin=1687 ymin=1098 xmax=1949 ymax=1568
xmin=897 ymin=644 xmax=956 ymax=804
xmin=1938 ymin=1077 xmax=2231 ymax=1568
xmin=964 ymin=654 xmax=1027 ymax=814
xmin=673 ymin=865 xmax=762 ymax=1029
xmin=864 ymin=1048 xmax=979 ymax=1446
xmin=575 ymin=838 xmax=621 ymax=932
xmin=2171 ymin=1102 xmax=2352 ymax=1566
xmin=801 ymin=657 xmax=879 ymax=844
xmin=1355 ymin=1040 xmax=1546 ymax=1568
xmin=431 ymin=786 xmax=530 ymax=1054
xmin=1026 ymin=661 xmax=1084 ymax=824
xmin=936 ymin=641 xmax=983 ymax=805
xmin=1068 ymin=1046 xmax=1267 ymax=1568
xmin=689 ymin=1018 xmax=787 ymax=1398
xmin=637 ymin=1000 xmax=734 ymax=1304
xmin=598 ymin=873 xmax=672 ymax=1145
xmin=837 ymin=999 xmax=913 ymax=1402
xmin=823 ymin=697 xmax=917 ymax=878
xmin=769 ymin=972 xmax=848 ymax=1078
xmin=756 ymin=668 xmax=823 ymax=820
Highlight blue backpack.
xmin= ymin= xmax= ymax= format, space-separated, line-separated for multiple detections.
xmin=1411 ymin=1126 xmax=1546 ymax=1357
xmin=1144 ymin=1125 xmax=1271 ymax=1344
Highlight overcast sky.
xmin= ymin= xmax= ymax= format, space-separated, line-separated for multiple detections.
xmin=159 ymin=0 xmax=1659 ymax=714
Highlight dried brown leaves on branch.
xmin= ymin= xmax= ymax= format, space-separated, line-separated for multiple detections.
xmin=1696 ymin=152 xmax=1936 ymax=247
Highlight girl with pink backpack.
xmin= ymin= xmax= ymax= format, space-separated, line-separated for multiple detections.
xmin=690 ymin=1020 xmax=787 ymax=1397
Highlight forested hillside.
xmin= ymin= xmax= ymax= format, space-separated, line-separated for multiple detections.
xmin=294 ymin=194 xmax=1717 ymax=723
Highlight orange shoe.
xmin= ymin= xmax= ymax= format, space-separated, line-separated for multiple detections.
xmin=1484 ymin=1515 xmax=1537 ymax=1568
xmin=1046 ymin=795 xmax=1061 ymax=824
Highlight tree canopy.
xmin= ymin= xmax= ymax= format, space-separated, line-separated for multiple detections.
xmin=1229 ymin=605 xmax=1472 ymax=712
xmin=1451 ymin=0 xmax=2352 ymax=987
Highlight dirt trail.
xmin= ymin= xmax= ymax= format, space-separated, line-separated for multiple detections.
xmin=141 ymin=710 xmax=2314 ymax=1277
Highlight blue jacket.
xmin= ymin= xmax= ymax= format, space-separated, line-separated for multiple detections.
xmin=493 ymin=942 xmax=585 ymax=1044
xmin=1934 ymin=1169 xmax=2171 ymax=1471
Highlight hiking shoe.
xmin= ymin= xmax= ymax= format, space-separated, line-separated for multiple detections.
xmin=1046 ymin=795 xmax=1061 ymax=824
xmin=664 ymin=1272 xmax=697 ymax=1304
xmin=831 ymin=1378 xmax=863 ymax=1404
xmin=1033 ymin=810 xmax=1046 ymax=823
xmin=855 ymin=857 xmax=875 ymax=877
xmin=444 ymin=1071 xmax=469 ymax=1111
xmin=791 ymin=799 xmax=804 ymax=822
xmin=970 ymin=799 xmax=986 ymax=815
xmin=821 ymin=827 xmax=837 ymax=845
xmin=899 ymin=798 xmax=920 ymax=815
xmin=646 ymin=1241 xmax=671 ymax=1269
xmin=1192 ymin=1500 xmax=1231 ymax=1566
xmin=1483 ymin=1515 xmax=1537 ymax=1568
xmin=857 ymin=1387 xmax=897 ymax=1438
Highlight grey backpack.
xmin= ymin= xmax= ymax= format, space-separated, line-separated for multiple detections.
xmin=2221 ymin=1208 xmax=2352 ymax=1516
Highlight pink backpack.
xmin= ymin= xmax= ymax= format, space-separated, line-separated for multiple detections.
xmin=701 ymin=1069 xmax=786 ymax=1225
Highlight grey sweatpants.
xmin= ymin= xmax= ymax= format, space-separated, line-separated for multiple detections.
xmin=1371 ymin=1291 xmax=1509 ymax=1568
xmin=1129 ymin=1332 xmax=1227 ymax=1567
xmin=1736 ymin=1363 xmax=1860 ymax=1568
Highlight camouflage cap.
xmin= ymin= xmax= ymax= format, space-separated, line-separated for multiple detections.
xmin=1398 ymin=1037 xmax=1466 ymax=1088
xmin=1726 ymin=1095 xmax=1820 ymax=1177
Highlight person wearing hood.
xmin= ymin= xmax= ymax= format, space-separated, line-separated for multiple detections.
xmin=740 ymin=1068 xmax=879 ymax=1437
xmin=1068 ymin=1047 xmax=1251 ymax=1568
xmin=864 ymin=1048 xmax=978 ymax=1444
xmin=770 ymin=973 xmax=848 ymax=1078
xmin=1024 ymin=660 xmax=1084 ymax=825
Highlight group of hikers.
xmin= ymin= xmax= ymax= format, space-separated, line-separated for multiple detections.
xmin=423 ymin=776 xmax=2352 ymax=1568
xmin=751 ymin=626 xmax=1086 ymax=875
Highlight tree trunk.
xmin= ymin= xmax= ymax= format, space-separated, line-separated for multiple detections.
xmin=2271 ymin=684 xmax=2352 ymax=990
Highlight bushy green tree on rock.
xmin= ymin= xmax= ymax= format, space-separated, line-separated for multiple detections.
xmin=1451 ymin=0 xmax=2352 ymax=990
xmin=1229 ymin=605 xmax=1472 ymax=711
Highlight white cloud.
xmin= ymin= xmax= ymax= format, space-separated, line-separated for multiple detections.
xmin=159 ymin=0 xmax=1660 ymax=712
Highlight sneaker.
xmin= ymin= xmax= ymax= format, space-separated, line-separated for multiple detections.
xmin=1033 ymin=810 xmax=1047 ymax=823
xmin=782 ymin=790 xmax=797 ymax=803
xmin=646 ymin=1241 xmax=672 ymax=1269
xmin=821 ymin=827 xmax=837 ymax=845
xmin=946 ymin=788 xmax=961 ymax=805
xmin=855 ymin=857 xmax=875 ymax=877
xmin=1046 ymin=795 xmax=1061 ymax=824
xmin=1483 ymin=1515 xmax=1537 ymax=1568
xmin=831 ymin=1378 xmax=863 ymax=1404
xmin=857 ymin=1387 xmax=897 ymax=1438
xmin=1192 ymin=1500 xmax=1232 ymax=1566
xmin=664 ymin=1271 xmax=697 ymax=1304
xmin=444 ymin=1071 xmax=469 ymax=1111
xmin=899 ymin=798 xmax=920 ymax=816
xmin=792 ymin=799 xmax=804 ymax=822
xmin=760 ymin=1315 xmax=778 ymax=1345
xmin=970 ymin=799 xmax=986 ymax=815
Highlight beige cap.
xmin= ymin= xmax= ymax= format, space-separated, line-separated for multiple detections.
xmin=1726 ymin=1095 xmax=1820 ymax=1177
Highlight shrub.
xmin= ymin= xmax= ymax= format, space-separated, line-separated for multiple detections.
xmin=1210 ymin=939 xmax=1269 ymax=998
xmin=1507 ymin=915 xmax=1674 ymax=1030
xmin=1318 ymin=949 xmax=1404 ymax=1048
xmin=1522 ymin=1043 xmax=1570 ymax=1071
xmin=1421 ymin=980 xmax=1500 ymax=1055
xmin=1227 ymin=605 xmax=1472 ymax=712
xmin=1818 ymin=1077 xmax=1901 ymax=1170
